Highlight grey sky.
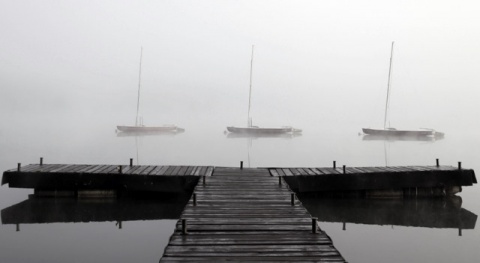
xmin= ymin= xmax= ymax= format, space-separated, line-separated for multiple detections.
xmin=1 ymin=0 xmax=479 ymax=131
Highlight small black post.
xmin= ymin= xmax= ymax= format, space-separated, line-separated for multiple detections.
xmin=193 ymin=193 xmax=197 ymax=206
xmin=182 ymin=219 xmax=187 ymax=235
xmin=343 ymin=165 xmax=346 ymax=174
xmin=240 ymin=161 xmax=243 ymax=169
xmin=118 ymin=165 xmax=122 ymax=174
xmin=16 ymin=224 xmax=20 ymax=232
xmin=17 ymin=163 xmax=21 ymax=172
xmin=459 ymin=228 xmax=462 ymax=236
xmin=343 ymin=222 xmax=346 ymax=231
xmin=118 ymin=221 xmax=122 ymax=229
xmin=129 ymin=158 xmax=133 ymax=167
xmin=333 ymin=161 xmax=336 ymax=169
xmin=312 ymin=217 xmax=318 ymax=234
xmin=458 ymin=162 xmax=462 ymax=170
xmin=436 ymin=158 xmax=439 ymax=167
xmin=40 ymin=157 xmax=43 ymax=166
xmin=291 ymin=193 xmax=295 ymax=206
xmin=279 ymin=176 xmax=282 ymax=185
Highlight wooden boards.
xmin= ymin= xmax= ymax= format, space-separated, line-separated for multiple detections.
xmin=270 ymin=166 xmax=477 ymax=194
xmin=4 ymin=164 xmax=213 ymax=177
xmin=2 ymin=164 xmax=476 ymax=195
xmin=270 ymin=165 xmax=466 ymax=176
xmin=160 ymin=167 xmax=346 ymax=262
xmin=2 ymin=164 xmax=214 ymax=193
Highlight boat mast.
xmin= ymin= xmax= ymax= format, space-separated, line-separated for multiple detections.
xmin=135 ymin=47 xmax=143 ymax=126
xmin=384 ymin=41 xmax=394 ymax=129
xmin=247 ymin=45 xmax=254 ymax=127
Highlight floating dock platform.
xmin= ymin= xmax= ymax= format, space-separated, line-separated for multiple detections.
xmin=2 ymin=162 xmax=477 ymax=262
xmin=2 ymin=162 xmax=476 ymax=197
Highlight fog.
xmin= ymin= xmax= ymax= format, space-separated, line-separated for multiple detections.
xmin=1 ymin=2 xmax=480 ymax=262
xmin=1 ymin=0 xmax=479 ymax=135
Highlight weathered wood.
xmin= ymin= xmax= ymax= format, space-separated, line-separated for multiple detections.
xmin=160 ymin=167 xmax=345 ymax=262
xmin=2 ymin=164 xmax=475 ymax=199
xmin=178 ymin=166 xmax=189 ymax=176
xmin=171 ymin=166 xmax=182 ymax=176
xmin=154 ymin=166 xmax=170 ymax=175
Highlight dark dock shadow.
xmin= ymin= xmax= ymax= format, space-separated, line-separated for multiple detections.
xmin=1 ymin=193 xmax=191 ymax=225
xmin=299 ymin=195 xmax=477 ymax=230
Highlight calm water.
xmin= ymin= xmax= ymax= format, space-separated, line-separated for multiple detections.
xmin=0 ymin=120 xmax=478 ymax=263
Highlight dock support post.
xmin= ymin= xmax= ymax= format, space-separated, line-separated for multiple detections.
xmin=343 ymin=222 xmax=346 ymax=231
xmin=333 ymin=161 xmax=336 ymax=169
xmin=16 ymin=224 xmax=20 ymax=232
xmin=459 ymin=228 xmax=462 ymax=236
xmin=343 ymin=165 xmax=346 ymax=174
xmin=458 ymin=162 xmax=462 ymax=170
xmin=40 ymin=157 xmax=43 ymax=165
xmin=182 ymin=219 xmax=187 ymax=235
xmin=202 ymin=176 xmax=206 ymax=185
xmin=17 ymin=163 xmax=21 ymax=172
xmin=279 ymin=176 xmax=282 ymax=185
xmin=291 ymin=193 xmax=295 ymax=206
xmin=193 ymin=193 xmax=197 ymax=206
xmin=129 ymin=158 xmax=133 ymax=167
xmin=240 ymin=161 xmax=243 ymax=169
xmin=436 ymin=158 xmax=439 ymax=167
xmin=118 ymin=165 xmax=122 ymax=174
xmin=312 ymin=217 xmax=318 ymax=234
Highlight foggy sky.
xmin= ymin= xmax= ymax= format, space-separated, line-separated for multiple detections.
xmin=1 ymin=0 xmax=479 ymax=132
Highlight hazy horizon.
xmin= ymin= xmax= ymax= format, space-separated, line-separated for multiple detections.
xmin=1 ymin=2 xmax=479 ymax=262
xmin=1 ymin=0 xmax=479 ymax=135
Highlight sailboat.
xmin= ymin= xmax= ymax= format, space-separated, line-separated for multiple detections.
xmin=362 ymin=42 xmax=443 ymax=138
xmin=226 ymin=46 xmax=301 ymax=135
xmin=116 ymin=48 xmax=183 ymax=134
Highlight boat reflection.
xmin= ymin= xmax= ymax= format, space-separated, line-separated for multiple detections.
xmin=226 ymin=132 xmax=302 ymax=139
xmin=299 ymin=195 xmax=477 ymax=231
xmin=1 ymin=193 xmax=191 ymax=227
xmin=116 ymin=128 xmax=185 ymax=137
xmin=362 ymin=133 xmax=444 ymax=142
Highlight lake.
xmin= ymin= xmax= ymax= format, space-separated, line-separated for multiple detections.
xmin=0 ymin=119 xmax=478 ymax=263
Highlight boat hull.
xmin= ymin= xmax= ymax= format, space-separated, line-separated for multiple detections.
xmin=117 ymin=125 xmax=180 ymax=133
xmin=362 ymin=128 xmax=434 ymax=137
xmin=227 ymin=126 xmax=295 ymax=134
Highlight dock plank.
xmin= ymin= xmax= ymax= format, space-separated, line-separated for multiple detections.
xmin=156 ymin=166 xmax=170 ymax=176
xmin=160 ymin=167 xmax=345 ymax=262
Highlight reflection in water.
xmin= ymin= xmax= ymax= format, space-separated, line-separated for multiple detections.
xmin=225 ymin=130 xmax=302 ymax=168
xmin=299 ymin=195 xmax=477 ymax=231
xmin=226 ymin=132 xmax=302 ymax=139
xmin=116 ymin=128 xmax=185 ymax=137
xmin=362 ymin=134 xmax=443 ymax=142
xmin=1 ymin=193 xmax=191 ymax=227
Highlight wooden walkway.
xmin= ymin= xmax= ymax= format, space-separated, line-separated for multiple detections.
xmin=3 ymin=164 xmax=214 ymax=177
xmin=269 ymin=165 xmax=468 ymax=176
xmin=270 ymin=165 xmax=477 ymax=194
xmin=160 ymin=167 xmax=346 ymax=262
xmin=2 ymin=164 xmax=214 ymax=194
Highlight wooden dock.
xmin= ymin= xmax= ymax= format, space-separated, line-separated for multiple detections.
xmin=2 ymin=162 xmax=476 ymax=196
xmin=160 ymin=167 xmax=346 ymax=262
xmin=271 ymin=165 xmax=477 ymax=196
xmin=2 ymin=164 xmax=213 ymax=194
